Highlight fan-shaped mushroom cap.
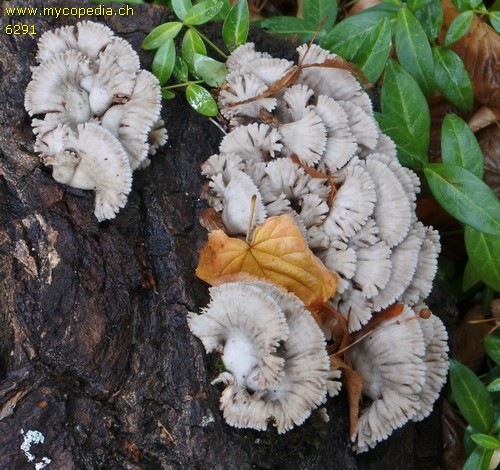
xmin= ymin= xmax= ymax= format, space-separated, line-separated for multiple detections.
xmin=219 ymin=123 xmax=282 ymax=161
xmin=199 ymin=281 xmax=332 ymax=434
xmin=336 ymin=287 xmax=373 ymax=332
xmin=188 ymin=282 xmax=290 ymax=389
xmin=299 ymin=193 xmax=329 ymax=227
xmin=363 ymin=156 xmax=412 ymax=247
xmin=412 ymin=308 xmax=449 ymax=421
xmin=296 ymin=44 xmax=372 ymax=115
xmin=318 ymin=241 xmax=356 ymax=294
xmin=338 ymin=100 xmax=379 ymax=150
xmin=25 ymin=50 xmax=93 ymax=124
xmin=279 ymin=84 xmax=315 ymax=121
xmin=322 ymin=165 xmax=376 ymax=240
xmin=312 ymin=95 xmax=357 ymax=173
xmin=44 ymin=122 xmax=132 ymax=221
xmin=101 ymin=70 xmax=163 ymax=169
xmin=81 ymin=52 xmax=136 ymax=115
xmin=225 ymin=42 xmax=271 ymax=73
xmin=402 ymin=227 xmax=441 ymax=305
xmin=240 ymin=57 xmax=294 ymax=87
xmin=279 ymin=108 xmax=326 ymax=165
xmin=201 ymin=153 xmax=244 ymax=178
xmin=218 ymin=72 xmax=277 ymax=119
xmin=371 ymin=222 xmax=426 ymax=311
xmin=101 ymin=36 xmax=140 ymax=73
xmin=350 ymin=306 xmax=427 ymax=452
xmin=220 ymin=171 xmax=267 ymax=235
xmin=36 ymin=25 xmax=78 ymax=62
xmin=74 ymin=21 xmax=115 ymax=59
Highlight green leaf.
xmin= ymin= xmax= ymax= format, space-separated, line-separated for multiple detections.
xmin=471 ymin=433 xmax=500 ymax=450
xmin=453 ymin=0 xmax=474 ymax=10
xmin=490 ymin=11 xmax=500 ymax=33
xmin=465 ymin=225 xmax=500 ymax=290
xmin=381 ymin=0 xmax=403 ymax=6
xmin=424 ymin=164 xmax=500 ymax=235
xmin=414 ymin=0 xmax=443 ymax=39
xmin=184 ymin=0 xmax=225 ymax=25
xmin=377 ymin=59 xmax=430 ymax=169
xmin=257 ymin=16 xmax=316 ymax=40
xmin=193 ymin=53 xmax=227 ymax=86
xmin=322 ymin=6 xmax=397 ymax=56
xmin=173 ymin=56 xmax=189 ymax=82
xmin=213 ymin=0 xmax=231 ymax=20
xmin=484 ymin=335 xmax=500 ymax=365
xmin=407 ymin=0 xmax=433 ymax=12
xmin=181 ymin=28 xmax=207 ymax=73
xmin=433 ymin=46 xmax=473 ymax=111
xmin=172 ymin=0 xmax=192 ymax=21
xmin=395 ymin=7 xmax=435 ymax=95
xmin=222 ymin=0 xmax=249 ymax=51
xmin=185 ymin=83 xmax=218 ymax=116
xmin=462 ymin=260 xmax=481 ymax=291
xmin=152 ymin=38 xmax=176 ymax=85
xmin=463 ymin=446 xmax=494 ymax=470
xmin=142 ymin=22 xmax=183 ymax=50
xmin=445 ymin=11 xmax=474 ymax=45
xmin=487 ymin=378 xmax=500 ymax=392
xmin=449 ymin=359 xmax=494 ymax=433
xmin=302 ymin=0 xmax=338 ymax=30
xmin=353 ymin=16 xmax=392 ymax=83
xmin=441 ymin=114 xmax=483 ymax=178
xmin=161 ymin=89 xmax=176 ymax=99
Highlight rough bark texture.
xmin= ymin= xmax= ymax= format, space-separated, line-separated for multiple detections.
xmin=0 ymin=1 xmax=452 ymax=468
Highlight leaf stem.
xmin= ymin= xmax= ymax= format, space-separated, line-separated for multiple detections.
xmin=162 ymin=80 xmax=204 ymax=90
xmin=187 ymin=25 xmax=228 ymax=60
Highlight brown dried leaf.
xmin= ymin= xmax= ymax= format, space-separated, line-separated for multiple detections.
xmin=198 ymin=208 xmax=226 ymax=232
xmin=195 ymin=214 xmax=337 ymax=310
xmin=442 ymin=0 xmax=500 ymax=109
xmin=477 ymin=123 xmax=500 ymax=198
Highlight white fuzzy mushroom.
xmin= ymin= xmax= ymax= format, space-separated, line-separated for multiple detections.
xmin=43 ymin=123 xmax=132 ymax=221
xmin=190 ymin=281 xmax=333 ymax=434
xmin=349 ymin=306 xmax=427 ymax=452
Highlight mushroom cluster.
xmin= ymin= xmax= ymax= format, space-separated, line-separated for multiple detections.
xmin=25 ymin=21 xmax=167 ymax=221
xmin=188 ymin=281 xmax=341 ymax=433
xmin=190 ymin=42 xmax=448 ymax=448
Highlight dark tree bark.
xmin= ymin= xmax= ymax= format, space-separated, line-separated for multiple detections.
xmin=0 ymin=2 xmax=451 ymax=468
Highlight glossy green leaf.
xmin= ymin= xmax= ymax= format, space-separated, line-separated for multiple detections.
xmin=322 ymin=6 xmax=397 ymax=56
xmin=463 ymin=446 xmax=494 ymax=470
xmin=257 ymin=16 xmax=316 ymax=40
xmin=449 ymin=359 xmax=494 ymax=434
xmin=414 ymin=0 xmax=443 ymax=39
xmin=353 ymin=16 xmax=392 ymax=83
xmin=445 ymin=11 xmax=474 ymax=45
xmin=193 ymin=53 xmax=227 ymax=86
xmin=395 ymin=7 xmax=435 ymax=95
xmin=471 ymin=433 xmax=500 ymax=450
xmin=466 ymin=225 xmax=500 ymax=289
xmin=181 ymin=28 xmax=207 ymax=73
xmin=433 ymin=46 xmax=473 ymax=110
xmin=152 ymin=38 xmax=176 ymax=85
xmin=484 ymin=335 xmax=500 ymax=365
xmin=303 ymin=0 xmax=338 ymax=30
xmin=172 ymin=0 xmax=192 ymax=21
xmin=173 ymin=56 xmax=189 ymax=82
xmin=161 ymin=89 xmax=176 ymax=99
xmin=213 ymin=0 xmax=231 ymax=20
xmin=185 ymin=83 xmax=218 ymax=116
xmin=184 ymin=0 xmax=224 ymax=25
xmin=222 ymin=0 xmax=249 ymax=51
xmin=381 ymin=0 xmax=402 ymax=6
xmin=487 ymin=378 xmax=500 ymax=392
xmin=490 ymin=11 xmax=500 ymax=33
xmin=424 ymin=164 xmax=500 ymax=235
xmin=441 ymin=114 xmax=483 ymax=178
xmin=407 ymin=0 xmax=433 ymax=12
xmin=377 ymin=59 xmax=430 ymax=168
xmin=462 ymin=260 xmax=481 ymax=291
xmin=142 ymin=22 xmax=183 ymax=50
xmin=452 ymin=0 xmax=472 ymax=10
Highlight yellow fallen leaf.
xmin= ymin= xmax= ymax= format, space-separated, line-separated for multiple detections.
xmin=195 ymin=214 xmax=337 ymax=310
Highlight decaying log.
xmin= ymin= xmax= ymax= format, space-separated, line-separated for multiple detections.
xmin=0 ymin=1 xmax=449 ymax=468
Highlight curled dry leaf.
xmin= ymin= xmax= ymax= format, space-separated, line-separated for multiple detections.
xmin=477 ymin=124 xmax=500 ymax=198
xmin=195 ymin=214 xmax=337 ymax=310
xmin=442 ymin=0 xmax=500 ymax=109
